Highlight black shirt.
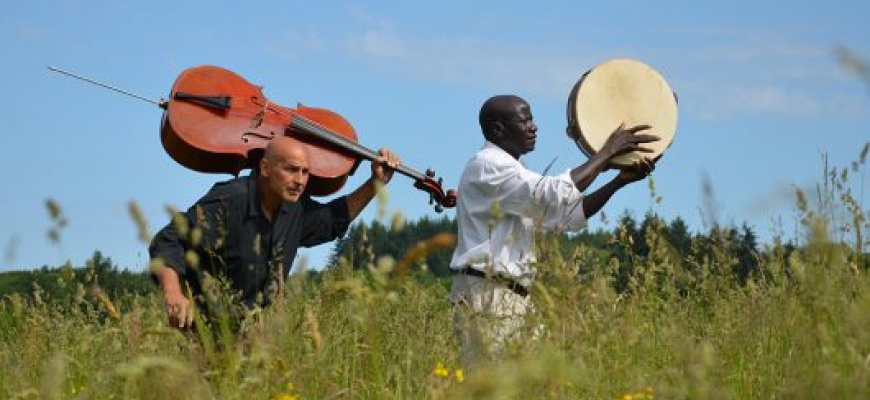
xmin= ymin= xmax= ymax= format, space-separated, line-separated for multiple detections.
xmin=149 ymin=173 xmax=350 ymax=309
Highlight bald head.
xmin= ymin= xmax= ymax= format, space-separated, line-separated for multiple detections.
xmin=478 ymin=95 xmax=537 ymax=158
xmin=259 ymin=137 xmax=310 ymax=204
xmin=479 ymin=95 xmax=527 ymax=138
xmin=263 ymin=136 xmax=308 ymax=164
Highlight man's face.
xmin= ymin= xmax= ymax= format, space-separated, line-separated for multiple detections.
xmin=262 ymin=146 xmax=309 ymax=203
xmin=495 ymin=100 xmax=538 ymax=158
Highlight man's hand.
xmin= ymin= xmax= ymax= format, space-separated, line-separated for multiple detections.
xmin=616 ymin=156 xmax=658 ymax=184
xmin=599 ymin=123 xmax=660 ymax=160
xmin=372 ymin=148 xmax=400 ymax=184
xmin=568 ymin=124 xmax=660 ymax=192
xmin=155 ymin=266 xmax=194 ymax=328
xmin=163 ymin=288 xmax=194 ymax=329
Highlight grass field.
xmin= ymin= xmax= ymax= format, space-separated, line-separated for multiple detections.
xmin=1 ymin=149 xmax=869 ymax=400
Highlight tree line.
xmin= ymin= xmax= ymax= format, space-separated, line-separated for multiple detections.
xmin=328 ymin=212 xmax=775 ymax=284
xmin=3 ymin=211 xmax=866 ymax=303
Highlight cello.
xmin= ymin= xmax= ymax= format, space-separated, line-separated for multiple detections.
xmin=50 ymin=65 xmax=456 ymax=211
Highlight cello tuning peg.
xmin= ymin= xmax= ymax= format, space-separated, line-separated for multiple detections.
xmin=426 ymin=168 xmax=435 ymax=178
xmin=435 ymin=204 xmax=444 ymax=213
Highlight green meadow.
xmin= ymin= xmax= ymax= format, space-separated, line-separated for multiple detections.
xmin=4 ymin=49 xmax=870 ymax=399
xmin=1 ymin=143 xmax=869 ymax=400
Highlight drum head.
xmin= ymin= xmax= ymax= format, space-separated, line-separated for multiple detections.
xmin=567 ymin=59 xmax=678 ymax=167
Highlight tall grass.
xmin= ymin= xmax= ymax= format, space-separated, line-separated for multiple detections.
xmin=2 ymin=144 xmax=869 ymax=400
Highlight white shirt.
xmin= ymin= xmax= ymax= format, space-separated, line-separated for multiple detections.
xmin=449 ymin=141 xmax=587 ymax=287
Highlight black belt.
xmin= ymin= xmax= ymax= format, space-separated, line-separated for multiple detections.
xmin=454 ymin=267 xmax=530 ymax=297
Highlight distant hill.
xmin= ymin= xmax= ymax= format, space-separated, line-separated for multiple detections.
xmin=0 ymin=251 xmax=155 ymax=303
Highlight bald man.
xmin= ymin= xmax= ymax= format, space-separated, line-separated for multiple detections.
xmin=449 ymin=95 xmax=658 ymax=366
xmin=150 ymin=137 xmax=399 ymax=329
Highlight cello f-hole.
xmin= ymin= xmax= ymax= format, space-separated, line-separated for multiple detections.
xmin=241 ymin=131 xmax=276 ymax=143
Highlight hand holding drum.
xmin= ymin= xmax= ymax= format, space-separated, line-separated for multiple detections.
xmin=566 ymin=59 xmax=678 ymax=169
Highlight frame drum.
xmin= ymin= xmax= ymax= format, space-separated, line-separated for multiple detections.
xmin=566 ymin=59 xmax=678 ymax=167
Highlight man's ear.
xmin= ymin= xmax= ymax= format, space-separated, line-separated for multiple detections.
xmin=489 ymin=121 xmax=505 ymax=139
xmin=259 ymin=157 xmax=270 ymax=177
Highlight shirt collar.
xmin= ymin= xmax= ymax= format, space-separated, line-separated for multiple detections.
xmin=245 ymin=172 xmax=289 ymax=220
xmin=482 ymin=140 xmax=525 ymax=166
xmin=482 ymin=140 xmax=499 ymax=150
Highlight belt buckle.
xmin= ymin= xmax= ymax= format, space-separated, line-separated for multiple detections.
xmin=460 ymin=266 xmax=529 ymax=297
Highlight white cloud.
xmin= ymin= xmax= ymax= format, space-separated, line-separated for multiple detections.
xmin=264 ymin=15 xmax=870 ymax=121
xmin=346 ymin=29 xmax=598 ymax=99
xmin=739 ymin=87 xmax=820 ymax=115
xmin=662 ymin=39 xmax=870 ymax=120
xmin=262 ymin=28 xmax=326 ymax=60
xmin=359 ymin=30 xmax=407 ymax=58
xmin=16 ymin=24 xmax=42 ymax=41
xmin=690 ymin=85 xmax=821 ymax=119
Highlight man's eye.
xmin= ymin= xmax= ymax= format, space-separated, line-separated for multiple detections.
xmin=284 ymin=165 xmax=308 ymax=174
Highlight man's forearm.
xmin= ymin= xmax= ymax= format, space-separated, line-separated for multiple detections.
xmin=154 ymin=264 xmax=194 ymax=328
xmin=582 ymin=177 xmax=627 ymax=218
xmin=570 ymin=152 xmax=611 ymax=193
xmin=345 ymin=178 xmax=378 ymax=219
xmin=155 ymin=265 xmax=184 ymax=297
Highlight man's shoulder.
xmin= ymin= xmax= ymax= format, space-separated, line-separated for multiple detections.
xmin=465 ymin=146 xmax=522 ymax=173
xmin=199 ymin=175 xmax=250 ymax=204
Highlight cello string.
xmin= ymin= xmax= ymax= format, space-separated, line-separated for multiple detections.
xmin=47 ymin=65 xmax=166 ymax=108
xmin=290 ymin=114 xmax=426 ymax=180
xmin=247 ymin=93 xmax=432 ymax=183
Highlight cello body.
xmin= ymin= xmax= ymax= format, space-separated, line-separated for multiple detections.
xmin=160 ymin=65 xmax=358 ymax=196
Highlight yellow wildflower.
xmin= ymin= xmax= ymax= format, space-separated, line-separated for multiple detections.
xmin=454 ymin=368 xmax=465 ymax=382
xmin=433 ymin=362 xmax=449 ymax=378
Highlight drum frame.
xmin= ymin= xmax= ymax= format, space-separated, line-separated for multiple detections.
xmin=565 ymin=59 xmax=677 ymax=168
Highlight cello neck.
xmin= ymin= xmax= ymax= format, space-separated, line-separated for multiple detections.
xmin=288 ymin=115 xmax=425 ymax=181
xmin=287 ymin=110 xmax=457 ymax=212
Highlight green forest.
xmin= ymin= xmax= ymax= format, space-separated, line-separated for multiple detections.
xmin=0 ymin=209 xmax=846 ymax=302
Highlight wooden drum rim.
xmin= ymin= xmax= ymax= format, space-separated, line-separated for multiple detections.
xmin=566 ymin=58 xmax=678 ymax=168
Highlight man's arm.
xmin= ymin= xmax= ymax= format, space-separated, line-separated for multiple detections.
xmin=149 ymin=199 xmax=220 ymax=329
xmin=346 ymin=177 xmax=380 ymax=220
xmin=345 ymin=149 xmax=400 ymax=219
xmin=569 ymin=150 xmax=611 ymax=193
xmin=568 ymin=124 xmax=658 ymax=192
xmin=153 ymin=265 xmax=194 ymax=328
xmin=582 ymin=157 xmax=656 ymax=218
xmin=298 ymin=149 xmax=400 ymax=247
xmin=150 ymin=207 xmax=199 ymax=329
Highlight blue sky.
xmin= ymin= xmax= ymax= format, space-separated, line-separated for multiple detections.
xmin=2 ymin=1 xmax=868 ymax=272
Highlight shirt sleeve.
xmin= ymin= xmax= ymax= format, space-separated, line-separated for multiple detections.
xmin=149 ymin=215 xmax=188 ymax=276
xmin=299 ymin=196 xmax=352 ymax=247
xmin=474 ymin=160 xmax=587 ymax=231
xmin=148 ymin=194 xmax=227 ymax=277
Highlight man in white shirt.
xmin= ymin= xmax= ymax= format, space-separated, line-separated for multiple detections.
xmin=449 ymin=94 xmax=659 ymax=366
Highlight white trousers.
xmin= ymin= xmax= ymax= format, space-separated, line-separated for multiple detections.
xmin=449 ymin=274 xmax=541 ymax=368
